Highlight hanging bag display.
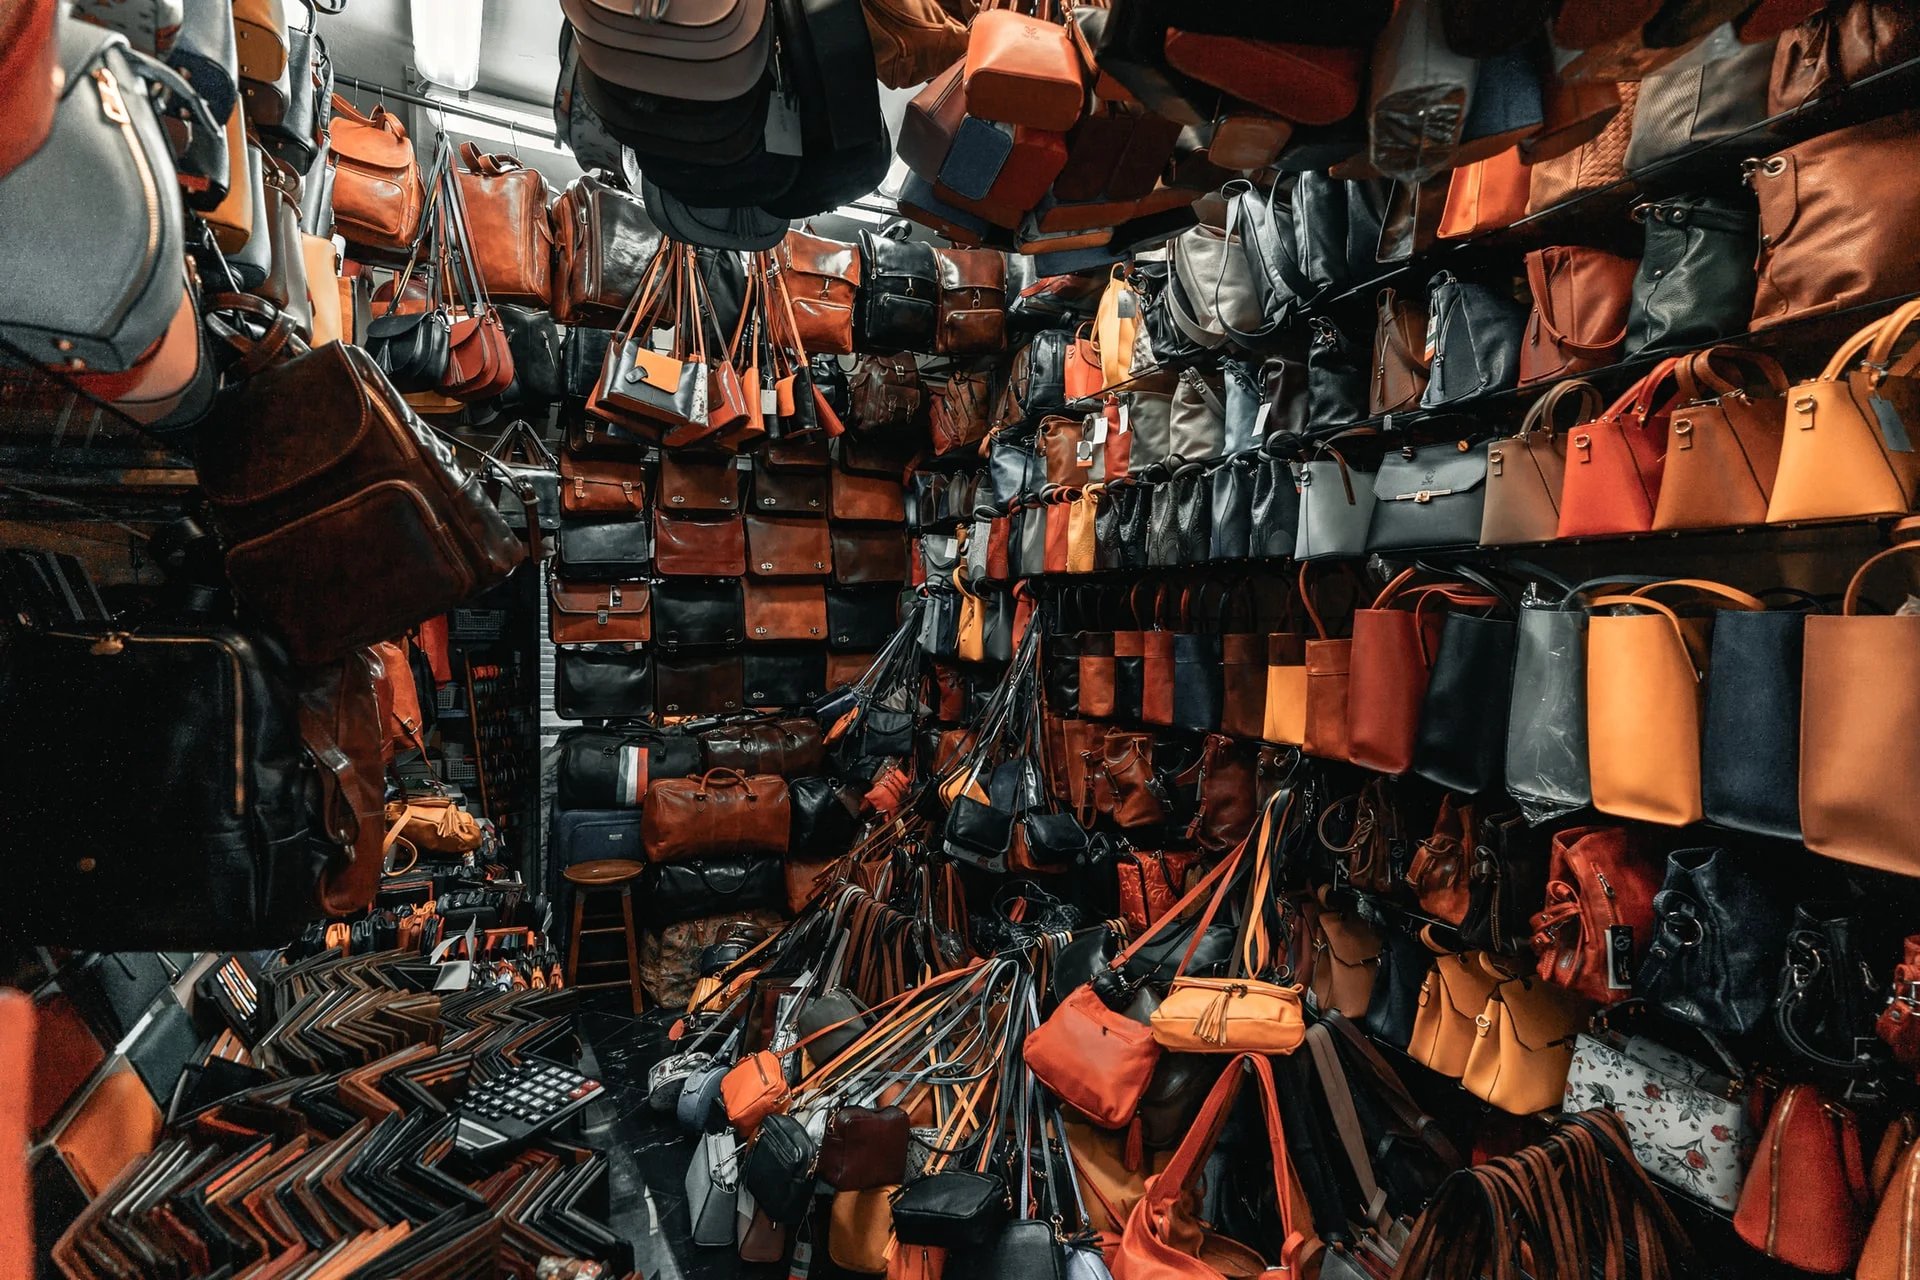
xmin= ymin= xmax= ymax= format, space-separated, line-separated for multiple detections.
xmin=325 ymin=92 xmax=424 ymax=254
xmin=1347 ymin=570 xmax=1494 ymax=777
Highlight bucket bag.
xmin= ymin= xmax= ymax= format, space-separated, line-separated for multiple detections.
xmin=1624 ymin=194 xmax=1757 ymax=357
xmin=1518 ymin=245 xmax=1636 ymax=387
xmin=1528 ymin=825 xmax=1661 ymax=1006
xmin=1636 ymin=845 xmax=1789 ymax=1037
xmin=1346 ymin=570 xmax=1494 ymax=777
xmin=325 ymin=92 xmax=423 ymax=253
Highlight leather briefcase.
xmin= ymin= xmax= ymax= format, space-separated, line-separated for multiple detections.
xmin=555 ymin=645 xmax=654 ymax=720
xmin=652 ymin=512 xmax=747 ymax=578
xmin=550 ymin=578 xmax=651 ymax=645
xmin=654 ymin=651 xmax=746 ymax=716
xmin=745 ymin=581 xmax=828 ymax=641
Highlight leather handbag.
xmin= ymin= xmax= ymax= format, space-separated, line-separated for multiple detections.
xmin=1459 ymin=963 xmax=1591 ymax=1116
xmin=1751 ymin=108 xmax=1920 ymax=328
xmin=1404 ymin=797 xmax=1473 ymax=927
xmin=1556 ymin=358 xmax=1682 ymax=538
xmin=741 ymin=1112 xmax=817 ymax=1225
xmin=1413 ymin=604 xmax=1518 ymax=794
xmin=1625 ymin=194 xmax=1757 ymax=357
xmin=1436 ymin=147 xmax=1531 ymax=239
xmin=652 ymin=579 xmax=746 ymax=649
xmin=642 ymin=770 xmax=790 ymax=862
xmin=818 ymin=1105 xmax=910 ymax=1190
xmin=1293 ymin=443 xmax=1377 ymax=562
xmin=551 ymin=171 xmax=663 ymax=327
xmin=1770 ymin=0 xmax=1920 ymax=112
xmin=1307 ymin=315 xmax=1369 ymax=430
xmin=1586 ymin=579 xmax=1762 ymax=826
xmin=1504 ymin=578 xmax=1628 ymax=822
xmin=551 ymin=579 xmax=651 ymax=645
xmin=995 ymin=329 xmax=1072 ymax=429
xmin=932 ymin=246 xmax=1008 ymax=354
xmin=1519 ymin=246 xmax=1636 ymax=387
xmin=1637 ymin=845 xmax=1789 ymax=1036
xmin=963 ymin=0 xmax=1084 ymax=131
xmin=1624 ymin=22 xmax=1771 ymax=174
xmin=1563 ymin=1030 xmax=1756 ymax=1212
xmin=1170 ymin=369 xmax=1228 ymax=462
xmin=1094 ymin=265 xmax=1142 ymax=387
xmin=857 ymin=225 xmax=939 ymax=353
xmin=743 ymin=649 xmax=826 ymax=706
xmin=555 ymin=646 xmax=653 ymax=720
xmin=1767 ymin=299 xmax=1920 ymax=523
xmin=1207 ymin=454 xmax=1254 ymax=562
xmin=558 ymin=520 xmax=652 ymax=580
xmin=1735 ymin=1086 xmax=1872 ymax=1275
xmin=891 ymin=1172 xmax=1009 ymax=1251
xmin=1801 ymin=534 xmax=1920 ymax=877
xmin=652 ymin=512 xmax=747 ymax=577
xmin=1367 ymin=0 xmax=1476 ymax=181
xmin=827 ymin=586 xmax=898 ymax=649
xmin=561 ymin=453 xmax=647 ymax=516
xmin=1299 ymin=573 xmax=1354 ymax=763
xmin=701 ymin=717 xmax=823 ymax=775
xmin=1482 ymin=381 xmax=1594 ymax=546
xmin=659 ymin=452 xmax=742 ymax=513
xmin=1224 ymin=354 xmax=1304 ymax=454
xmin=325 ymin=94 xmax=423 ymax=253
xmin=778 ymin=229 xmax=860 ymax=356
xmin=1651 ymin=346 xmax=1787 ymax=531
xmin=1528 ymin=825 xmax=1660 ymax=1006
xmin=1122 ymin=380 xmax=1176 ymax=471
xmin=1407 ymin=952 xmax=1498 ymax=1078
xmin=931 ymin=372 xmax=992 ymax=455
xmin=1701 ymin=596 xmax=1811 ymax=841
xmin=1248 ymin=453 xmax=1300 ymax=560
xmin=1366 ymin=440 xmax=1489 ymax=553
xmin=862 ymin=0 xmax=965 ymax=88
xmin=641 ymin=855 xmax=785 ymax=928
xmin=1863 ymin=1116 xmax=1920 ymax=1280
xmin=1169 ymin=221 xmax=1267 ymax=346
xmin=1370 ymin=288 xmax=1429 ymax=415
xmin=1346 ymin=571 xmax=1469 ymax=776
xmin=1420 ymin=271 xmax=1526 ymax=408
xmin=746 ymin=516 xmax=832 ymax=579
xmin=832 ymin=527 xmax=911 ymax=586
xmin=1525 ymin=81 xmax=1637 ymax=213
xmin=196 ymin=341 xmax=523 ymax=664
xmin=454 ymin=141 xmax=551 ymax=306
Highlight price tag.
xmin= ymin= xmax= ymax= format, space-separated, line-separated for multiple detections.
xmin=1075 ymin=440 xmax=1094 ymax=468
xmin=1089 ymin=412 xmax=1108 ymax=445
xmin=788 ymin=1235 xmax=813 ymax=1279
xmin=762 ymin=386 xmax=781 ymax=417
xmin=1605 ymin=926 xmax=1636 ymax=990
xmin=1116 ymin=290 xmax=1138 ymax=319
xmin=1117 ymin=401 xmax=1131 ymax=435
xmin=765 ymin=91 xmax=804 ymax=156
xmin=1252 ymin=402 xmax=1272 ymax=438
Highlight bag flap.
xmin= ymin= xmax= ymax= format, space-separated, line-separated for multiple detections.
xmin=1497 ymin=976 xmax=1588 ymax=1050
xmin=550 ymin=579 xmax=650 ymax=617
xmin=780 ymin=230 xmax=859 ymax=283
xmin=1316 ymin=913 xmax=1383 ymax=967
xmin=1373 ymin=442 xmax=1489 ymax=501
xmin=329 ymin=113 xmax=413 ymax=170
xmin=629 ymin=346 xmax=688 ymax=394
xmin=934 ymin=247 xmax=1007 ymax=293
xmin=1434 ymin=955 xmax=1497 ymax=1018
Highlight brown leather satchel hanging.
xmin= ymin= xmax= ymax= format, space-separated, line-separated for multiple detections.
xmin=325 ymin=93 xmax=424 ymax=254
xmin=551 ymin=172 xmax=663 ymax=328
xmin=930 ymin=372 xmax=991 ymax=455
xmin=862 ymin=0 xmax=970 ymax=89
xmin=1518 ymin=245 xmax=1637 ymax=387
xmin=931 ymin=247 xmax=1008 ymax=354
xmin=1651 ymin=346 xmax=1787 ymax=531
xmin=453 ymin=141 xmax=552 ymax=307
xmin=1405 ymin=797 xmax=1474 ymax=926
xmin=652 ymin=512 xmax=747 ymax=577
xmin=1525 ymin=81 xmax=1638 ymax=214
xmin=658 ymin=451 xmax=742 ymax=513
xmin=746 ymin=515 xmax=832 ymax=579
xmin=435 ymin=158 xmax=516 ymax=402
xmin=745 ymin=581 xmax=828 ymax=642
xmin=560 ymin=452 xmax=647 ymax=516
xmin=777 ymin=229 xmax=860 ymax=357
xmin=1369 ymin=288 xmax=1429 ymax=415
xmin=1770 ymin=0 xmax=1920 ymax=113
xmin=549 ymin=579 xmax=651 ymax=645
xmin=587 ymin=245 xmax=714 ymax=446
xmin=641 ymin=770 xmax=792 ymax=862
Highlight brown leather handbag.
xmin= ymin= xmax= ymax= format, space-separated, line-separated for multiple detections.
xmin=1771 ymin=0 xmax=1920 ymax=113
xmin=1768 ymin=300 xmax=1920 ymax=523
xmin=642 ymin=769 xmax=791 ymax=862
xmin=1304 ymin=904 xmax=1384 ymax=1018
xmin=963 ymin=0 xmax=1085 ymax=132
xmin=1518 ymin=245 xmax=1637 ymax=387
xmin=1529 ymin=824 xmax=1661 ymax=1005
xmin=1525 ymin=81 xmax=1637 ymax=214
xmin=1802 ymin=530 xmax=1920 ymax=878
xmin=1459 ymin=964 xmax=1591 ymax=1115
xmin=862 ymin=0 xmax=969 ymax=89
xmin=745 ymin=581 xmax=828 ymax=642
xmin=1750 ymin=108 xmax=1920 ymax=329
xmin=1481 ymin=380 xmax=1594 ymax=545
xmin=831 ymin=527 xmax=910 ymax=585
xmin=551 ymin=171 xmax=662 ymax=328
xmin=1263 ymin=631 xmax=1309 ymax=746
xmin=1408 ymin=952 xmax=1501 ymax=1078
xmin=1651 ymin=346 xmax=1787 ymax=531
xmin=830 ymin=468 xmax=908 ymax=524
xmin=1300 ymin=567 xmax=1353 ymax=763
xmin=1437 ymin=147 xmax=1531 ymax=238
xmin=1090 ymin=729 xmax=1165 ymax=830
xmin=930 ymin=372 xmax=991 ymax=455
xmin=560 ymin=452 xmax=647 ymax=516
xmin=549 ymin=579 xmax=650 ymax=644
xmin=931 ymin=247 xmax=1008 ymax=354
xmin=1860 ymin=1122 xmax=1920 ymax=1280
xmin=652 ymin=512 xmax=746 ymax=577
xmin=1405 ymin=797 xmax=1474 ymax=926
xmin=325 ymin=94 xmax=424 ymax=254
xmin=746 ymin=515 xmax=832 ymax=579
xmin=778 ymin=229 xmax=860 ymax=356
xmin=453 ymin=141 xmax=552 ymax=307
xmin=1736 ymin=1085 xmax=1873 ymax=1275
xmin=1219 ymin=586 xmax=1274 ymax=742
xmin=1370 ymin=288 xmax=1429 ymax=415
xmin=658 ymin=452 xmax=741 ymax=512
xmin=1038 ymin=415 xmax=1086 ymax=489
xmin=1347 ymin=570 xmax=1493 ymax=777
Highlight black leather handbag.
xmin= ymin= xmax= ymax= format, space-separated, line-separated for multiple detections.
xmin=790 ymin=776 xmax=862 ymax=856
xmin=1701 ymin=605 xmax=1807 ymax=841
xmin=1102 ymin=482 xmax=1151 ymax=571
xmin=890 ymin=1172 xmax=1010 ymax=1249
xmin=1365 ymin=440 xmax=1489 ymax=552
xmin=827 ymin=586 xmax=900 ymax=650
xmin=556 ymin=726 xmax=702 ymax=808
xmin=499 ymin=305 xmax=563 ymax=406
xmin=1457 ymin=813 xmax=1547 ymax=957
xmin=743 ymin=648 xmax=827 ymax=707
xmin=564 ymin=324 xmax=616 ymax=399
xmin=993 ymin=330 xmax=1071 ymax=429
xmin=949 ymin=1220 xmax=1065 ymax=1280
xmin=1171 ymin=461 xmax=1212 ymax=565
xmin=857 ymin=225 xmax=939 ymax=353
xmin=1208 ymin=453 xmax=1256 ymax=561
xmin=1249 ymin=452 xmax=1301 ymax=558
xmin=1172 ymin=630 xmax=1223 ymax=733
xmin=1141 ymin=466 xmax=1180 ymax=568
xmin=1411 ymin=611 xmax=1515 ymax=794
xmin=1624 ymin=194 xmax=1758 ymax=357
xmin=555 ymin=646 xmax=654 ymax=720
xmin=1306 ymin=317 xmax=1368 ymax=429
xmin=1361 ymin=927 xmax=1430 ymax=1050
xmin=640 ymin=856 xmax=786 ymax=929
xmin=551 ymin=808 xmax=645 ymax=869
xmin=557 ymin=520 xmax=653 ymax=580
xmin=1294 ymin=173 xmax=1388 ymax=299
xmin=365 ymin=306 xmax=452 ymax=393
xmin=742 ymin=1112 xmax=819 ymax=1225
xmin=652 ymin=579 xmax=745 ymax=649
xmin=1637 ymin=847 xmax=1788 ymax=1038
xmin=0 ymin=618 xmax=330 ymax=949
xmin=1777 ymin=903 xmax=1882 ymax=1075
xmin=990 ymin=430 xmax=1043 ymax=507
xmin=1419 ymin=272 xmax=1526 ymax=408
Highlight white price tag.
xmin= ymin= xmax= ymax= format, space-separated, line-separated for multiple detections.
xmin=1252 ymin=402 xmax=1272 ymax=438
xmin=762 ymin=387 xmax=781 ymax=416
xmin=1089 ymin=412 xmax=1108 ymax=445
xmin=1117 ymin=401 xmax=1131 ymax=435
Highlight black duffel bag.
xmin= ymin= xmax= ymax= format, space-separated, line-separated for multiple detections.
xmin=556 ymin=726 xmax=703 ymax=808
xmin=640 ymin=855 xmax=786 ymax=929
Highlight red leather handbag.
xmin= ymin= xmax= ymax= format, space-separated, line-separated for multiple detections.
xmin=0 ymin=0 xmax=57 ymax=181
xmin=1141 ymin=589 xmax=1179 ymax=729
xmin=1556 ymin=357 xmax=1682 ymax=538
xmin=1162 ymin=32 xmax=1363 ymax=126
xmin=1528 ymin=825 xmax=1661 ymax=1006
xmin=1300 ymin=566 xmax=1354 ymax=764
xmin=1065 ymin=324 xmax=1103 ymax=402
xmin=1735 ymin=1085 xmax=1873 ymax=1275
xmin=1347 ymin=571 xmax=1496 ymax=777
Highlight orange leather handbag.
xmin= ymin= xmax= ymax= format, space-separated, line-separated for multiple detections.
xmin=453 ymin=142 xmax=553 ymax=307
xmin=326 ymin=93 xmax=425 ymax=253
xmin=1481 ymin=380 xmax=1595 ymax=545
xmin=1556 ymin=357 xmax=1683 ymax=538
xmin=962 ymin=0 xmax=1086 ymax=133
xmin=1861 ymin=1127 xmax=1920 ymax=1280
xmin=1735 ymin=1085 xmax=1873 ymax=1275
xmin=1767 ymin=297 xmax=1920 ymax=523
xmin=1651 ymin=346 xmax=1788 ymax=531
xmin=1437 ymin=147 xmax=1532 ymax=239
xmin=1801 ymin=528 xmax=1920 ymax=877
xmin=1346 ymin=570 xmax=1495 ymax=776
xmin=1585 ymin=579 xmax=1763 ymax=826
xmin=1300 ymin=566 xmax=1353 ymax=763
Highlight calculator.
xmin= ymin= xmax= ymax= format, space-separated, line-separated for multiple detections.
xmin=453 ymin=1060 xmax=605 ymax=1157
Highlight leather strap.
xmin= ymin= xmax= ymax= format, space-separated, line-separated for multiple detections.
xmin=1304 ymin=1023 xmax=1388 ymax=1229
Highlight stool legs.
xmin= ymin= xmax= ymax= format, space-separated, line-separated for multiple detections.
xmin=562 ymin=881 xmax=645 ymax=1014
xmin=566 ymin=889 xmax=587 ymax=989
xmin=619 ymin=886 xmax=643 ymax=1015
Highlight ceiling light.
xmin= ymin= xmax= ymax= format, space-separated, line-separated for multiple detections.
xmin=410 ymin=0 xmax=484 ymax=91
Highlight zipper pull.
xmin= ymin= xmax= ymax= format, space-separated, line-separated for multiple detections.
xmin=1596 ymin=871 xmax=1616 ymax=899
xmin=93 ymin=68 xmax=130 ymax=124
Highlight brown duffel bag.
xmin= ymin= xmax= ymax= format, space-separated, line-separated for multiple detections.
xmin=642 ymin=769 xmax=792 ymax=862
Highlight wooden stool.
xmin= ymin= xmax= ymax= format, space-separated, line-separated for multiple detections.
xmin=563 ymin=859 xmax=646 ymax=1014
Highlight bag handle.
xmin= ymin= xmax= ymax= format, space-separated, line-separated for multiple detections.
xmin=1842 ymin=519 xmax=1920 ymax=615
xmin=1675 ymin=346 xmax=1788 ymax=404
xmin=1514 ymin=378 xmax=1602 ymax=441
xmin=1523 ymin=251 xmax=1627 ymax=356
xmin=1858 ymin=297 xmax=1920 ymax=381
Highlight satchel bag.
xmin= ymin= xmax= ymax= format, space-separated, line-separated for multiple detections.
xmin=652 ymin=512 xmax=747 ymax=577
xmin=1482 ymin=381 xmax=1594 ymax=546
xmin=857 ymin=226 xmax=939 ymax=354
xmin=1801 ymin=534 xmax=1920 ymax=878
xmin=1367 ymin=440 xmax=1489 ymax=553
xmin=1170 ymin=221 xmax=1267 ymax=346
xmin=325 ymin=93 xmax=423 ymax=253
xmin=550 ymin=579 xmax=651 ymax=645
xmin=557 ymin=520 xmax=652 ymax=580
xmin=1529 ymin=825 xmax=1660 ymax=1006
xmin=653 ymin=579 xmax=746 ymax=649
xmin=657 ymin=651 xmax=746 ymax=715
xmin=1459 ymin=965 xmax=1591 ymax=1116
xmin=778 ymin=229 xmax=860 ymax=356
xmin=746 ymin=516 xmax=832 ymax=579
xmin=641 ymin=856 xmax=785 ymax=929
xmin=1370 ymin=288 xmax=1429 ymax=415
xmin=454 ymin=141 xmax=551 ymax=306
xmin=1770 ymin=0 xmax=1920 ymax=112
xmin=1735 ymin=1086 xmax=1872 ymax=1275
xmin=1170 ymin=369 xmax=1227 ymax=462
xmin=1767 ymin=299 xmax=1920 ymax=523
xmin=1651 ymin=346 xmax=1787 ymax=531
xmin=931 ymin=372 xmax=992 ymax=455
xmin=1623 ymin=21 xmax=1772 ymax=174
xmin=1750 ymin=108 xmax=1920 ymax=329
xmin=1420 ymin=271 xmax=1526 ymax=408
xmin=554 ymin=646 xmax=653 ymax=720
xmin=1625 ymin=195 xmax=1757 ymax=358
xmin=1585 ymin=579 xmax=1763 ymax=827
xmin=551 ymin=171 xmax=663 ymax=328
xmin=1519 ymin=245 xmax=1636 ymax=387
xmin=1346 ymin=571 xmax=1480 ymax=777
xmin=1637 ymin=846 xmax=1789 ymax=1036
xmin=963 ymin=0 xmax=1085 ymax=131
xmin=1407 ymin=952 xmax=1499 ymax=1078
xmin=560 ymin=453 xmax=646 ymax=516
xmin=642 ymin=770 xmax=791 ymax=863
xmin=1556 ymin=358 xmax=1682 ymax=538
xmin=1563 ymin=1031 xmax=1755 ymax=1212
xmin=932 ymin=246 xmax=1008 ymax=354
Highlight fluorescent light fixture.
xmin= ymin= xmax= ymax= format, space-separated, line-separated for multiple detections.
xmin=410 ymin=0 xmax=484 ymax=91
